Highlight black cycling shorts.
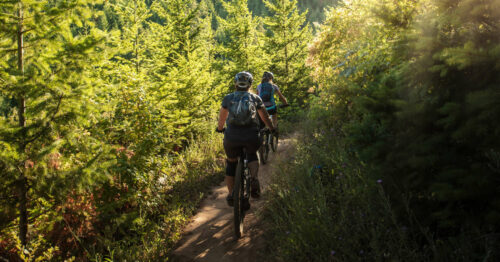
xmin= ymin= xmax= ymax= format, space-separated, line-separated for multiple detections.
xmin=223 ymin=138 xmax=262 ymax=160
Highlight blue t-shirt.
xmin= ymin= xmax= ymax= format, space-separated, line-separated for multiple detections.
xmin=257 ymin=83 xmax=280 ymax=108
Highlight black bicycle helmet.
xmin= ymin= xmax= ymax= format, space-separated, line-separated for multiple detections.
xmin=262 ymin=71 xmax=274 ymax=80
xmin=234 ymin=71 xmax=253 ymax=89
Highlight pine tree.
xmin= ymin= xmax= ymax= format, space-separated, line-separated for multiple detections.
xmin=0 ymin=0 xmax=102 ymax=246
xmin=216 ymin=0 xmax=266 ymax=89
xmin=112 ymin=0 xmax=152 ymax=74
xmin=147 ymin=0 xmax=219 ymax=141
xmin=263 ymin=0 xmax=313 ymax=105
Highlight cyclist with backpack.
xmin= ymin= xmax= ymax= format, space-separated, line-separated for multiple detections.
xmin=216 ymin=71 xmax=275 ymax=206
xmin=257 ymin=71 xmax=288 ymax=129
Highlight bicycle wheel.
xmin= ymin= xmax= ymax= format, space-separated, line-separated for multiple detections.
xmin=271 ymin=132 xmax=279 ymax=152
xmin=233 ymin=157 xmax=245 ymax=238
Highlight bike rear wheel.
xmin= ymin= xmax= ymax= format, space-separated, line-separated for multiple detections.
xmin=233 ymin=157 xmax=245 ymax=238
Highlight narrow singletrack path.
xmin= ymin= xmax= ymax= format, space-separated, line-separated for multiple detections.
xmin=171 ymin=136 xmax=295 ymax=262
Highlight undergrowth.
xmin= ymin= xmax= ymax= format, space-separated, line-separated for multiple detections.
xmin=263 ymin=107 xmax=498 ymax=261
xmin=264 ymin=107 xmax=425 ymax=261
xmin=263 ymin=110 xmax=421 ymax=261
xmin=0 ymin=127 xmax=225 ymax=261
xmin=94 ymin=129 xmax=226 ymax=261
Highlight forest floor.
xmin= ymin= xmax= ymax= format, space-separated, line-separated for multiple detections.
xmin=170 ymin=135 xmax=296 ymax=262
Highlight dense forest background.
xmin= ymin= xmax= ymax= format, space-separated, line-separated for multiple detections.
xmin=1 ymin=0 xmax=499 ymax=261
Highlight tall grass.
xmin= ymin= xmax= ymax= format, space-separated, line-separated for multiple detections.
xmin=262 ymin=111 xmax=422 ymax=261
xmin=264 ymin=106 xmax=499 ymax=261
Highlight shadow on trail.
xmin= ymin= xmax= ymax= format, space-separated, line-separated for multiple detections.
xmin=170 ymin=187 xmax=266 ymax=262
xmin=170 ymin=136 xmax=295 ymax=262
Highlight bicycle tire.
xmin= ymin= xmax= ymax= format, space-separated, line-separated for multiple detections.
xmin=233 ymin=157 xmax=244 ymax=238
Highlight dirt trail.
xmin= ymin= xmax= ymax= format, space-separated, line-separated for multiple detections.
xmin=170 ymin=136 xmax=295 ymax=262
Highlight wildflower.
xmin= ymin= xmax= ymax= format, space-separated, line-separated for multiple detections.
xmin=360 ymin=250 xmax=364 ymax=255
xmin=342 ymin=162 xmax=347 ymax=168
xmin=286 ymin=231 xmax=290 ymax=235
xmin=377 ymin=179 xmax=383 ymax=184
xmin=331 ymin=250 xmax=336 ymax=256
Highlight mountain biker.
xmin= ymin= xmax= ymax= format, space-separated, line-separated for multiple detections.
xmin=216 ymin=71 xmax=275 ymax=206
xmin=256 ymin=71 xmax=288 ymax=129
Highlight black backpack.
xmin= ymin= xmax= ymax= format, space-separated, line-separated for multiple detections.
xmin=227 ymin=92 xmax=259 ymax=127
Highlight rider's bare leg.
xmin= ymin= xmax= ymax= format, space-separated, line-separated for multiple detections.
xmin=271 ymin=114 xmax=278 ymax=129
xmin=225 ymin=176 xmax=234 ymax=193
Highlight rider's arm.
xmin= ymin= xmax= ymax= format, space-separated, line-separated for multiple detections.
xmin=276 ymin=89 xmax=288 ymax=105
xmin=257 ymin=108 xmax=274 ymax=130
xmin=217 ymin=107 xmax=228 ymax=131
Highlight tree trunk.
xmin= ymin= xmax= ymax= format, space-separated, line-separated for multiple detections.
xmin=17 ymin=3 xmax=28 ymax=247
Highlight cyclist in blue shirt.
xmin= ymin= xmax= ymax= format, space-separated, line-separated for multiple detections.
xmin=256 ymin=72 xmax=288 ymax=128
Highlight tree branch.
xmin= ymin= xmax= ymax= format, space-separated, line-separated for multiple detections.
xmin=0 ymin=12 xmax=19 ymax=18
xmin=23 ymin=95 xmax=64 ymax=146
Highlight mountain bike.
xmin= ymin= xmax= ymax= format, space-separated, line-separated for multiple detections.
xmin=233 ymin=148 xmax=251 ymax=238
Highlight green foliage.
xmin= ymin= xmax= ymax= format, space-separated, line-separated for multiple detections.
xmin=263 ymin=114 xmax=422 ymax=261
xmin=215 ymin=0 xmax=267 ymax=89
xmin=0 ymin=0 xmax=106 ymax=250
xmin=211 ymin=0 xmax=340 ymax=23
xmin=0 ymin=0 xmax=316 ymax=260
xmin=263 ymin=0 xmax=313 ymax=107
xmin=307 ymin=0 xmax=500 ymax=259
